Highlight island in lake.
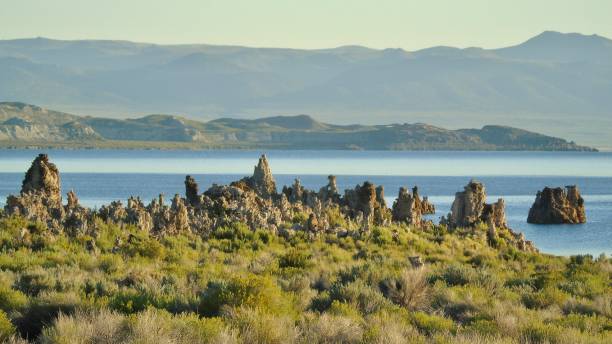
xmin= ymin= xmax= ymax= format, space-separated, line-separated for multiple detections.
xmin=0 ymin=102 xmax=596 ymax=151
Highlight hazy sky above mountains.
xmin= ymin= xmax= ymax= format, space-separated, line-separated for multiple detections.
xmin=2 ymin=0 xmax=610 ymax=49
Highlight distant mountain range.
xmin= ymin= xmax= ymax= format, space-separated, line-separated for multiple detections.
xmin=0 ymin=102 xmax=595 ymax=151
xmin=1 ymin=31 xmax=611 ymax=149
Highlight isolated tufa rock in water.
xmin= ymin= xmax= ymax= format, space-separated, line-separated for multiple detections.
xmin=392 ymin=187 xmax=421 ymax=225
xmin=184 ymin=175 xmax=200 ymax=206
xmin=527 ymin=186 xmax=586 ymax=224
xmin=446 ymin=180 xmax=506 ymax=229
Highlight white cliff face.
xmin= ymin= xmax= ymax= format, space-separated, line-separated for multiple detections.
xmin=0 ymin=120 xmax=101 ymax=141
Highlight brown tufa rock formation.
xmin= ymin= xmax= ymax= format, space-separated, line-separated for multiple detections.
xmin=319 ymin=175 xmax=340 ymax=203
xmin=391 ymin=187 xmax=421 ymax=225
xmin=445 ymin=180 xmax=510 ymax=230
xmin=184 ymin=175 xmax=200 ymax=206
xmin=21 ymin=153 xmax=62 ymax=205
xmin=443 ymin=180 xmax=536 ymax=252
xmin=344 ymin=181 xmax=389 ymax=226
xmin=5 ymin=153 xmax=65 ymax=227
xmin=306 ymin=213 xmax=320 ymax=232
xmin=66 ymin=190 xmax=79 ymax=209
xmin=448 ymin=180 xmax=487 ymax=228
xmin=249 ymin=154 xmax=277 ymax=198
xmin=527 ymin=186 xmax=586 ymax=224
xmin=413 ymin=186 xmax=435 ymax=214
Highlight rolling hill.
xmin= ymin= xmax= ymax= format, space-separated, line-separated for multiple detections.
xmin=0 ymin=102 xmax=595 ymax=151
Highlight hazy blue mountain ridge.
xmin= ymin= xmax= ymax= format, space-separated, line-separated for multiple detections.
xmin=0 ymin=31 xmax=611 ymax=149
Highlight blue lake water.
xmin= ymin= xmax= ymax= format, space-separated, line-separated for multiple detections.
xmin=0 ymin=150 xmax=610 ymax=256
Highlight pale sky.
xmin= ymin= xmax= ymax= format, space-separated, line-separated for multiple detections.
xmin=1 ymin=0 xmax=611 ymax=50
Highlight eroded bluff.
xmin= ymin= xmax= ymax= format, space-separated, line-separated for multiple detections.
xmin=527 ymin=186 xmax=586 ymax=224
xmin=3 ymin=154 xmax=535 ymax=252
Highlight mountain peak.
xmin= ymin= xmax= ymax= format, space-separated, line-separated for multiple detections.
xmin=495 ymin=30 xmax=612 ymax=63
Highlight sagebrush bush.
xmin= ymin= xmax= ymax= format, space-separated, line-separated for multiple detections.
xmin=379 ymin=268 xmax=431 ymax=311
xmin=0 ymin=216 xmax=609 ymax=343
xmin=0 ymin=310 xmax=16 ymax=342
xmin=199 ymin=275 xmax=292 ymax=316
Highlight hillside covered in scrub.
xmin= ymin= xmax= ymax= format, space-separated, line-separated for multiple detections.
xmin=0 ymin=102 xmax=596 ymax=151
xmin=0 ymin=154 xmax=610 ymax=343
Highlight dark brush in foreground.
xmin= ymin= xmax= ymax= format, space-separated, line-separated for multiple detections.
xmin=4 ymin=154 xmax=535 ymax=253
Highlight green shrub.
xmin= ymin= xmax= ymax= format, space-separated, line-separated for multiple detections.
xmin=329 ymin=281 xmax=392 ymax=315
xmin=97 ymin=254 xmax=124 ymax=273
xmin=436 ymin=264 xmax=477 ymax=286
xmin=410 ymin=311 xmax=455 ymax=336
xmin=300 ymin=312 xmax=363 ymax=344
xmin=279 ymin=250 xmax=311 ymax=269
xmin=14 ymin=292 xmax=79 ymax=339
xmin=379 ymin=268 xmax=431 ymax=311
xmin=199 ymin=275 xmax=290 ymax=316
xmin=124 ymin=234 xmax=165 ymax=259
xmin=466 ymin=319 xmax=500 ymax=337
xmin=371 ymin=227 xmax=392 ymax=245
xmin=0 ymin=310 xmax=16 ymax=342
xmin=521 ymin=323 xmax=562 ymax=344
xmin=223 ymin=306 xmax=297 ymax=344
xmin=291 ymin=212 xmax=309 ymax=226
xmin=0 ymin=285 xmax=28 ymax=312
xmin=522 ymin=287 xmax=569 ymax=309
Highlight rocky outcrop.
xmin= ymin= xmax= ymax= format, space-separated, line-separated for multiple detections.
xmin=4 ymin=154 xmax=65 ymax=228
xmin=527 ymin=186 xmax=586 ymax=224
xmin=3 ymin=154 xmax=536 ymax=252
xmin=344 ymin=182 xmax=390 ymax=227
xmin=184 ymin=175 xmax=200 ymax=206
xmin=243 ymin=154 xmax=277 ymax=199
xmin=445 ymin=180 xmax=507 ymax=230
xmin=412 ymin=186 xmax=435 ymax=215
xmin=21 ymin=154 xmax=62 ymax=204
xmin=319 ymin=175 xmax=340 ymax=203
xmin=447 ymin=180 xmax=487 ymax=228
xmin=442 ymin=180 xmax=536 ymax=252
xmin=391 ymin=187 xmax=421 ymax=225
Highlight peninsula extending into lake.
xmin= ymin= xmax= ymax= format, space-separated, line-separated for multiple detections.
xmin=0 ymin=102 xmax=596 ymax=151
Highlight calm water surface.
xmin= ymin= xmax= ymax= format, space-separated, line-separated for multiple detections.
xmin=0 ymin=150 xmax=610 ymax=256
